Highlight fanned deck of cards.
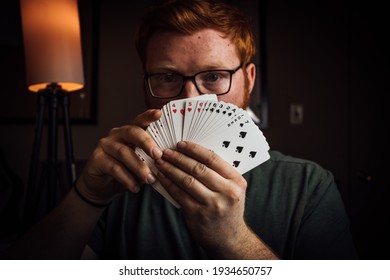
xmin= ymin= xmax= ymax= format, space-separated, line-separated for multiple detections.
xmin=135 ymin=94 xmax=270 ymax=208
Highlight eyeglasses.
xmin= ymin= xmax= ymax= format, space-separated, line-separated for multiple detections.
xmin=145 ymin=64 xmax=242 ymax=99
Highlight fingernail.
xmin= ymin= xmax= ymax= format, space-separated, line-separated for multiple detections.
xmin=146 ymin=173 xmax=156 ymax=184
xmin=152 ymin=147 xmax=163 ymax=158
xmin=164 ymin=148 xmax=173 ymax=156
xmin=177 ymin=141 xmax=186 ymax=149
xmin=155 ymin=159 xmax=165 ymax=166
xmin=132 ymin=185 xmax=141 ymax=193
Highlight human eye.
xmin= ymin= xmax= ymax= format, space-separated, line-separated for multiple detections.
xmin=163 ymin=73 xmax=180 ymax=83
xmin=151 ymin=73 xmax=181 ymax=84
xmin=200 ymin=71 xmax=230 ymax=83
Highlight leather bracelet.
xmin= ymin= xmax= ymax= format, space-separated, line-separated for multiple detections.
xmin=73 ymin=182 xmax=112 ymax=208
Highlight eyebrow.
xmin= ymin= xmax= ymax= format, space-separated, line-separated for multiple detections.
xmin=147 ymin=63 xmax=235 ymax=74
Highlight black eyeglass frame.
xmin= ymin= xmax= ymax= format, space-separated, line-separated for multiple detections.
xmin=144 ymin=64 xmax=243 ymax=99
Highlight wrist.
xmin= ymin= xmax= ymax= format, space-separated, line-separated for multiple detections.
xmin=207 ymin=226 xmax=278 ymax=260
xmin=73 ymin=180 xmax=112 ymax=208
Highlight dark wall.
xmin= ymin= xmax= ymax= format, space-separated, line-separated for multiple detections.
xmin=265 ymin=0 xmax=388 ymax=190
xmin=263 ymin=0 xmax=389 ymax=259
xmin=265 ymin=0 xmax=349 ymax=194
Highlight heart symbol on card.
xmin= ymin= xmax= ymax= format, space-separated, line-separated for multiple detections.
xmin=141 ymin=96 xmax=270 ymax=209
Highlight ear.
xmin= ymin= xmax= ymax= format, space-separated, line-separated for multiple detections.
xmin=245 ymin=63 xmax=256 ymax=95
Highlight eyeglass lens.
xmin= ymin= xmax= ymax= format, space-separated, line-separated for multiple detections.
xmin=148 ymin=70 xmax=233 ymax=98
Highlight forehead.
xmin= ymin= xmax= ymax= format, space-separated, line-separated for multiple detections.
xmin=145 ymin=29 xmax=239 ymax=72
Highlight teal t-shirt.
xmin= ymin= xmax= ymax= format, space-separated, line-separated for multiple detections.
xmin=88 ymin=150 xmax=357 ymax=259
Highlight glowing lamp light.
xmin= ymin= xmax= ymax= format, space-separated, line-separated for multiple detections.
xmin=20 ymin=0 xmax=84 ymax=92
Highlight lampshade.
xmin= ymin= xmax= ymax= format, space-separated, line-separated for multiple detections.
xmin=20 ymin=0 xmax=84 ymax=92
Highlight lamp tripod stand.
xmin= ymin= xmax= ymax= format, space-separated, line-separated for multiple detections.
xmin=23 ymin=83 xmax=76 ymax=230
xmin=20 ymin=0 xmax=84 ymax=230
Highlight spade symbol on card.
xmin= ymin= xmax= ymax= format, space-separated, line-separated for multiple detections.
xmin=249 ymin=151 xmax=257 ymax=158
xmin=239 ymin=131 xmax=247 ymax=138
xmin=143 ymin=96 xmax=270 ymax=209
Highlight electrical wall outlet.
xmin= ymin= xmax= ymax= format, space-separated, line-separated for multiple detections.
xmin=290 ymin=104 xmax=303 ymax=124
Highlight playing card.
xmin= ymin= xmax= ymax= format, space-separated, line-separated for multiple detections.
xmin=146 ymin=124 xmax=164 ymax=148
xmin=194 ymin=101 xmax=240 ymax=142
xmin=134 ymin=147 xmax=180 ymax=208
xmin=135 ymin=94 xmax=270 ymax=208
xmin=161 ymin=105 xmax=175 ymax=148
xmin=169 ymin=95 xmax=217 ymax=143
xmin=187 ymin=100 xmax=213 ymax=141
xmin=198 ymin=111 xmax=270 ymax=174
xmin=168 ymin=99 xmax=185 ymax=143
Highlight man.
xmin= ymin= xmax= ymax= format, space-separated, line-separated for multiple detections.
xmin=5 ymin=0 xmax=357 ymax=259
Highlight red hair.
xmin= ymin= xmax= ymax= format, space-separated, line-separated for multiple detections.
xmin=135 ymin=0 xmax=256 ymax=67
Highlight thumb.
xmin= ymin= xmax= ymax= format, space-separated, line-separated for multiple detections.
xmin=132 ymin=109 xmax=162 ymax=129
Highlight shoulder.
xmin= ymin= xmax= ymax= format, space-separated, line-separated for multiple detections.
xmin=245 ymin=150 xmax=337 ymax=203
xmin=268 ymin=150 xmax=328 ymax=170
xmin=256 ymin=150 xmax=334 ymax=183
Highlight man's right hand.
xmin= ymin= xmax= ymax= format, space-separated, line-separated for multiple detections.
xmin=75 ymin=109 xmax=163 ymax=205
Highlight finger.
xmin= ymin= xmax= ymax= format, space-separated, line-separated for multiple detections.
xmin=116 ymin=125 xmax=163 ymax=160
xmin=130 ymin=109 xmax=163 ymax=159
xmin=176 ymin=141 xmax=241 ymax=180
xmin=160 ymin=148 xmax=226 ymax=192
xmin=98 ymin=138 xmax=157 ymax=185
xmin=87 ymin=148 xmax=142 ymax=193
xmin=108 ymin=109 xmax=161 ymax=143
xmin=155 ymin=157 xmax=215 ymax=204
xmin=131 ymin=109 xmax=162 ymax=128
xmin=108 ymin=112 xmax=163 ymax=160
xmin=156 ymin=171 xmax=200 ymax=207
